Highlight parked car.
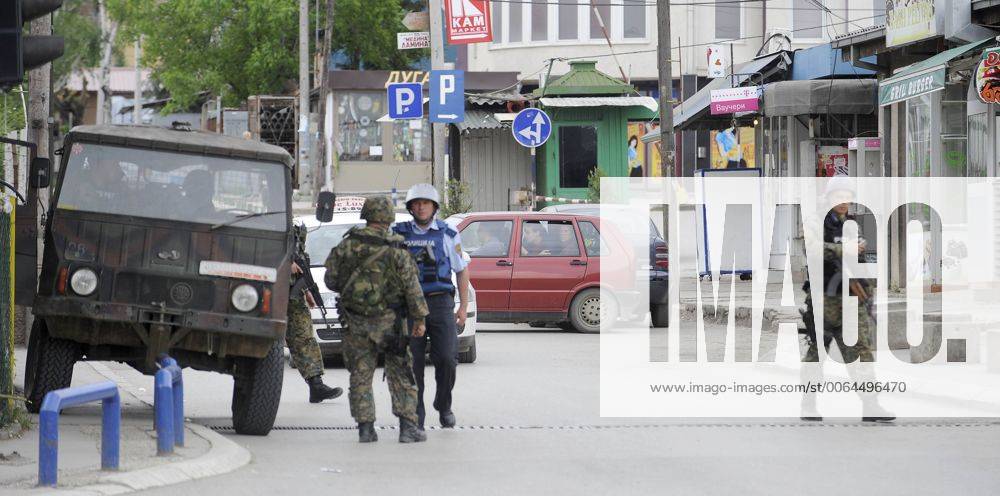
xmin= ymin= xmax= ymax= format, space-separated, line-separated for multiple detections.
xmin=537 ymin=204 xmax=669 ymax=327
xmin=448 ymin=212 xmax=641 ymax=333
xmin=295 ymin=210 xmax=478 ymax=364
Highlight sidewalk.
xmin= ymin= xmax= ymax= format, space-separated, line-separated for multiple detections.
xmin=0 ymin=348 xmax=250 ymax=495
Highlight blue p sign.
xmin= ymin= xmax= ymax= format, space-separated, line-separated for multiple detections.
xmin=387 ymin=83 xmax=423 ymax=120
xmin=430 ymin=70 xmax=464 ymax=123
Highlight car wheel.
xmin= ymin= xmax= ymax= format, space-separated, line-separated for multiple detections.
xmin=25 ymin=319 xmax=79 ymax=414
xmin=651 ymin=303 xmax=670 ymax=328
xmin=231 ymin=341 xmax=284 ymax=436
xmin=569 ymin=289 xmax=617 ymax=334
xmin=458 ymin=337 xmax=477 ymax=364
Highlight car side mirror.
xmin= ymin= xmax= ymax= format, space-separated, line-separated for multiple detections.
xmin=30 ymin=157 xmax=50 ymax=189
xmin=315 ymin=191 xmax=335 ymax=223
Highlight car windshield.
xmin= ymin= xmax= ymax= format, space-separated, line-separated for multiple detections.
xmin=304 ymin=222 xmax=363 ymax=265
xmin=56 ymin=142 xmax=288 ymax=231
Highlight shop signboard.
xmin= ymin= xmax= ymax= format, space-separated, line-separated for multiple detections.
xmin=707 ymin=45 xmax=728 ymax=79
xmin=397 ymin=32 xmax=431 ymax=50
xmin=709 ymin=86 xmax=760 ymax=115
xmin=976 ymin=48 xmax=1000 ymax=104
xmin=878 ymin=67 xmax=945 ymax=106
xmin=885 ymin=0 xmax=939 ymax=48
xmin=445 ymin=0 xmax=493 ymax=45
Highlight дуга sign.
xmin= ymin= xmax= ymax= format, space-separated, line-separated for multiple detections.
xmin=709 ymin=86 xmax=761 ymax=115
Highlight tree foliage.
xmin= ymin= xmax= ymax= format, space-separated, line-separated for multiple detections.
xmin=52 ymin=0 xmax=102 ymax=86
xmin=331 ymin=0 xmax=426 ymax=70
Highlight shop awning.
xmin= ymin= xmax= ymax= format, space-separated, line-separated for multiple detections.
xmin=454 ymin=110 xmax=507 ymax=132
xmin=673 ymin=51 xmax=791 ymax=130
xmin=878 ymin=37 xmax=993 ymax=106
xmin=538 ymin=96 xmax=658 ymax=112
xmin=763 ymin=79 xmax=877 ymax=116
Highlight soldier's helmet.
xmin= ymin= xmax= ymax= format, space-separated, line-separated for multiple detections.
xmin=360 ymin=196 xmax=396 ymax=224
xmin=405 ymin=183 xmax=440 ymax=209
xmin=824 ymin=174 xmax=856 ymax=200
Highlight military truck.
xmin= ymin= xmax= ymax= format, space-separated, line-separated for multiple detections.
xmin=23 ymin=125 xmax=294 ymax=435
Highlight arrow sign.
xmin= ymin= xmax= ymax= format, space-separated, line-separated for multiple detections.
xmin=511 ymin=108 xmax=552 ymax=148
xmin=430 ymin=70 xmax=465 ymax=123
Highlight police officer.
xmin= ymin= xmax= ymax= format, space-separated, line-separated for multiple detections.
xmin=799 ymin=175 xmax=893 ymax=422
xmin=288 ymin=227 xmax=343 ymax=403
xmin=324 ymin=196 xmax=429 ymax=443
xmin=393 ymin=183 xmax=470 ymax=429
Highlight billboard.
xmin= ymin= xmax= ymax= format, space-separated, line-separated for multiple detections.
xmin=885 ymin=0 xmax=938 ymax=48
xmin=445 ymin=0 xmax=493 ymax=45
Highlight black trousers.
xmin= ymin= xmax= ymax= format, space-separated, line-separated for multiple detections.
xmin=410 ymin=293 xmax=458 ymax=423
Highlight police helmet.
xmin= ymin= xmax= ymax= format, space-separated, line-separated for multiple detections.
xmin=360 ymin=196 xmax=396 ymax=224
xmin=405 ymin=183 xmax=441 ymax=210
xmin=824 ymin=174 xmax=856 ymax=199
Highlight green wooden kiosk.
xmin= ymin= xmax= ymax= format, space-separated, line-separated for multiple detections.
xmin=534 ymin=60 xmax=658 ymax=206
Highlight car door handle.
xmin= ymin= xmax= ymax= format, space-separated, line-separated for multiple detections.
xmin=570 ymin=260 xmax=587 ymax=266
xmin=496 ymin=260 xmax=513 ymax=267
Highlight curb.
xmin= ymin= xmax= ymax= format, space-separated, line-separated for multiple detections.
xmin=40 ymin=423 xmax=251 ymax=496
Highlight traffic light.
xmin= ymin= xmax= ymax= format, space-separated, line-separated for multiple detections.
xmin=0 ymin=0 xmax=65 ymax=89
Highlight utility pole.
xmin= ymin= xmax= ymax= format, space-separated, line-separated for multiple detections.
xmin=657 ymin=0 xmax=674 ymax=178
xmin=133 ymin=38 xmax=141 ymax=125
xmin=429 ymin=0 xmax=447 ymax=190
xmin=321 ymin=0 xmax=335 ymax=192
xmin=298 ymin=0 xmax=313 ymax=195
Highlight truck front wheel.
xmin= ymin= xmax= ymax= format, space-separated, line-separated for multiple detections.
xmin=231 ymin=341 xmax=284 ymax=435
xmin=24 ymin=320 xmax=79 ymax=413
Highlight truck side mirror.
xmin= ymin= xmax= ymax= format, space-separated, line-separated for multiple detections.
xmin=30 ymin=157 xmax=50 ymax=189
xmin=315 ymin=191 xmax=335 ymax=223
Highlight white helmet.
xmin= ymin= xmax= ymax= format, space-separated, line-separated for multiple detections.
xmin=824 ymin=174 xmax=856 ymax=198
xmin=405 ymin=183 xmax=440 ymax=208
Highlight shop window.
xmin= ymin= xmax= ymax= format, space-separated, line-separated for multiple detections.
xmin=337 ymin=92 xmax=384 ymax=162
xmin=715 ymin=0 xmax=740 ymax=39
xmin=559 ymin=125 xmax=598 ymax=189
xmin=492 ymin=1 xmax=503 ymax=44
xmin=792 ymin=0 xmax=823 ymax=39
xmin=941 ymin=82 xmax=967 ymax=177
xmin=532 ymin=1 xmax=548 ymax=41
xmin=623 ymin=0 xmax=646 ymax=39
xmin=393 ymin=119 xmax=431 ymax=162
xmin=590 ymin=3 xmax=611 ymax=39
xmin=872 ymin=0 xmax=886 ymax=25
xmin=906 ymin=93 xmax=933 ymax=178
xmin=558 ymin=0 xmax=578 ymax=40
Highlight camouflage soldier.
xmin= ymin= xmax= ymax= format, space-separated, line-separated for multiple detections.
xmin=288 ymin=226 xmax=343 ymax=403
xmin=800 ymin=176 xmax=893 ymax=422
xmin=324 ymin=196 xmax=429 ymax=443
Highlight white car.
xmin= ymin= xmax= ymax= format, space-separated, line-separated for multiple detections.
xmin=295 ymin=211 xmax=478 ymax=364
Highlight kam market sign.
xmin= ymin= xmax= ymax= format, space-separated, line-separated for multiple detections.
xmin=878 ymin=67 xmax=944 ymax=106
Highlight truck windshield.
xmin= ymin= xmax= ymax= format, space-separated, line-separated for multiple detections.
xmin=56 ymin=142 xmax=288 ymax=231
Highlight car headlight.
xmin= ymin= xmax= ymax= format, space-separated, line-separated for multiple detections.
xmin=70 ymin=268 xmax=98 ymax=296
xmin=231 ymin=284 xmax=259 ymax=312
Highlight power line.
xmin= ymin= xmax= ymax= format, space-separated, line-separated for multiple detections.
xmin=486 ymin=0 xmax=887 ymax=11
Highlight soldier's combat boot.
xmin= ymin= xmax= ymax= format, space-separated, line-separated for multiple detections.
xmin=307 ymin=376 xmax=343 ymax=403
xmin=440 ymin=410 xmax=456 ymax=428
xmin=399 ymin=418 xmax=427 ymax=443
xmin=861 ymin=398 xmax=895 ymax=423
xmin=358 ymin=422 xmax=378 ymax=443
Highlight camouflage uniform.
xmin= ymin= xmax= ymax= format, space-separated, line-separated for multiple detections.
xmin=324 ymin=198 xmax=429 ymax=424
xmin=287 ymin=228 xmax=326 ymax=381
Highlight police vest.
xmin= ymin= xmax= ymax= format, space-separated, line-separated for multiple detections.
xmin=394 ymin=220 xmax=455 ymax=295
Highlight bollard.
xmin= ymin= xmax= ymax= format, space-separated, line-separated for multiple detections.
xmin=154 ymin=354 xmax=184 ymax=454
xmin=38 ymin=382 xmax=121 ymax=487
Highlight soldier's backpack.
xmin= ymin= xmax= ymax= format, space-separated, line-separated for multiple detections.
xmin=338 ymin=230 xmax=406 ymax=316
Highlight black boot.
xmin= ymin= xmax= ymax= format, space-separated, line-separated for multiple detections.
xmin=862 ymin=399 xmax=896 ymax=423
xmin=399 ymin=418 xmax=427 ymax=443
xmin=439 ymin=410 xmax=456 ymax=428
xmin=358 ymin=422 xmax=378 ymax=443
xmin=307 ymin=376 xmax=343 ymax=403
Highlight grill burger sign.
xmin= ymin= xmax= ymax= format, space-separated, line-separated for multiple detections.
xmin=446 ymin=0 xmax=493 ymax=44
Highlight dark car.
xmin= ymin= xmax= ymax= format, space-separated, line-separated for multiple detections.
xmin=539 ymin=204 xmax=670 ymax=326
xmin=23 ymin=125 xmax=293 ymax=435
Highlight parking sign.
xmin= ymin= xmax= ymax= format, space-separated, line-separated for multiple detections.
xmin=387 ymin=83 xmax=423 ymax=120
xmin=430 ymin=70 xmax=464 ymax=123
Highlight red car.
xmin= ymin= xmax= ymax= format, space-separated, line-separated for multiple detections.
xmin=450 ymin=212 xmax=638 ymax=333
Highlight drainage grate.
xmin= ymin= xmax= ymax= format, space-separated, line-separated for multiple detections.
xmin=206 ymin=420 xmax=1000 ymax=433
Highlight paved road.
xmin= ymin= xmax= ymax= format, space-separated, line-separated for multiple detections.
xmin=90 ymin=324 xmax=1000 ymax=496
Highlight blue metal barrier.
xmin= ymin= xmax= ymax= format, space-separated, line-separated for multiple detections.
xmin=154 ymin=355 xmax=184 ymax=455
xmin=38 ymin=381 xmax=121 ymax=487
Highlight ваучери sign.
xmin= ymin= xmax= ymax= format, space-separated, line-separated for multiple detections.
xmin=445 ymin=0 xmax=493 ymax=45
xmin=710 ymin=86 xmax=761 ymax=115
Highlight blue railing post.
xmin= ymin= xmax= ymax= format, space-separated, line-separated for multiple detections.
xmin=38 ymin=382 xmax=121 ymax=487
xmin=154 ymin=354 xmax=184 ymax=454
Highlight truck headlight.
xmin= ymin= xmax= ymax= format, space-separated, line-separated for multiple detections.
xmin=231 ymin=284 xmax=259 ymax=312
xmin=70 ymin=268 xmax=98 ymax=296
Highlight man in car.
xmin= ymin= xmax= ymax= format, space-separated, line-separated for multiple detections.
xmin=73 ymin=157 xmax=132 ymax=210
xmin=180 ymin=170 xmax=218 ymax=219
xmin=393 ymin=183 xmax=470 ymax=429
xmin=474 ymin=222 xmax=509 ymax=257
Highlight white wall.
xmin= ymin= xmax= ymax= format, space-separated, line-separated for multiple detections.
xmin=468 ymin=0 xmax=886 ymax=82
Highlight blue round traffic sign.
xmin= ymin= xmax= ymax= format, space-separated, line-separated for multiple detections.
xmin=511 ymin=108 xmax=552 ymax=148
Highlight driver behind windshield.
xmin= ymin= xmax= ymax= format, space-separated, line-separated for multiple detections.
xmin=180 ymin=170 xmax=217 ymax=219
xmin=71 ymin=158 xmax=132 ymax=210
